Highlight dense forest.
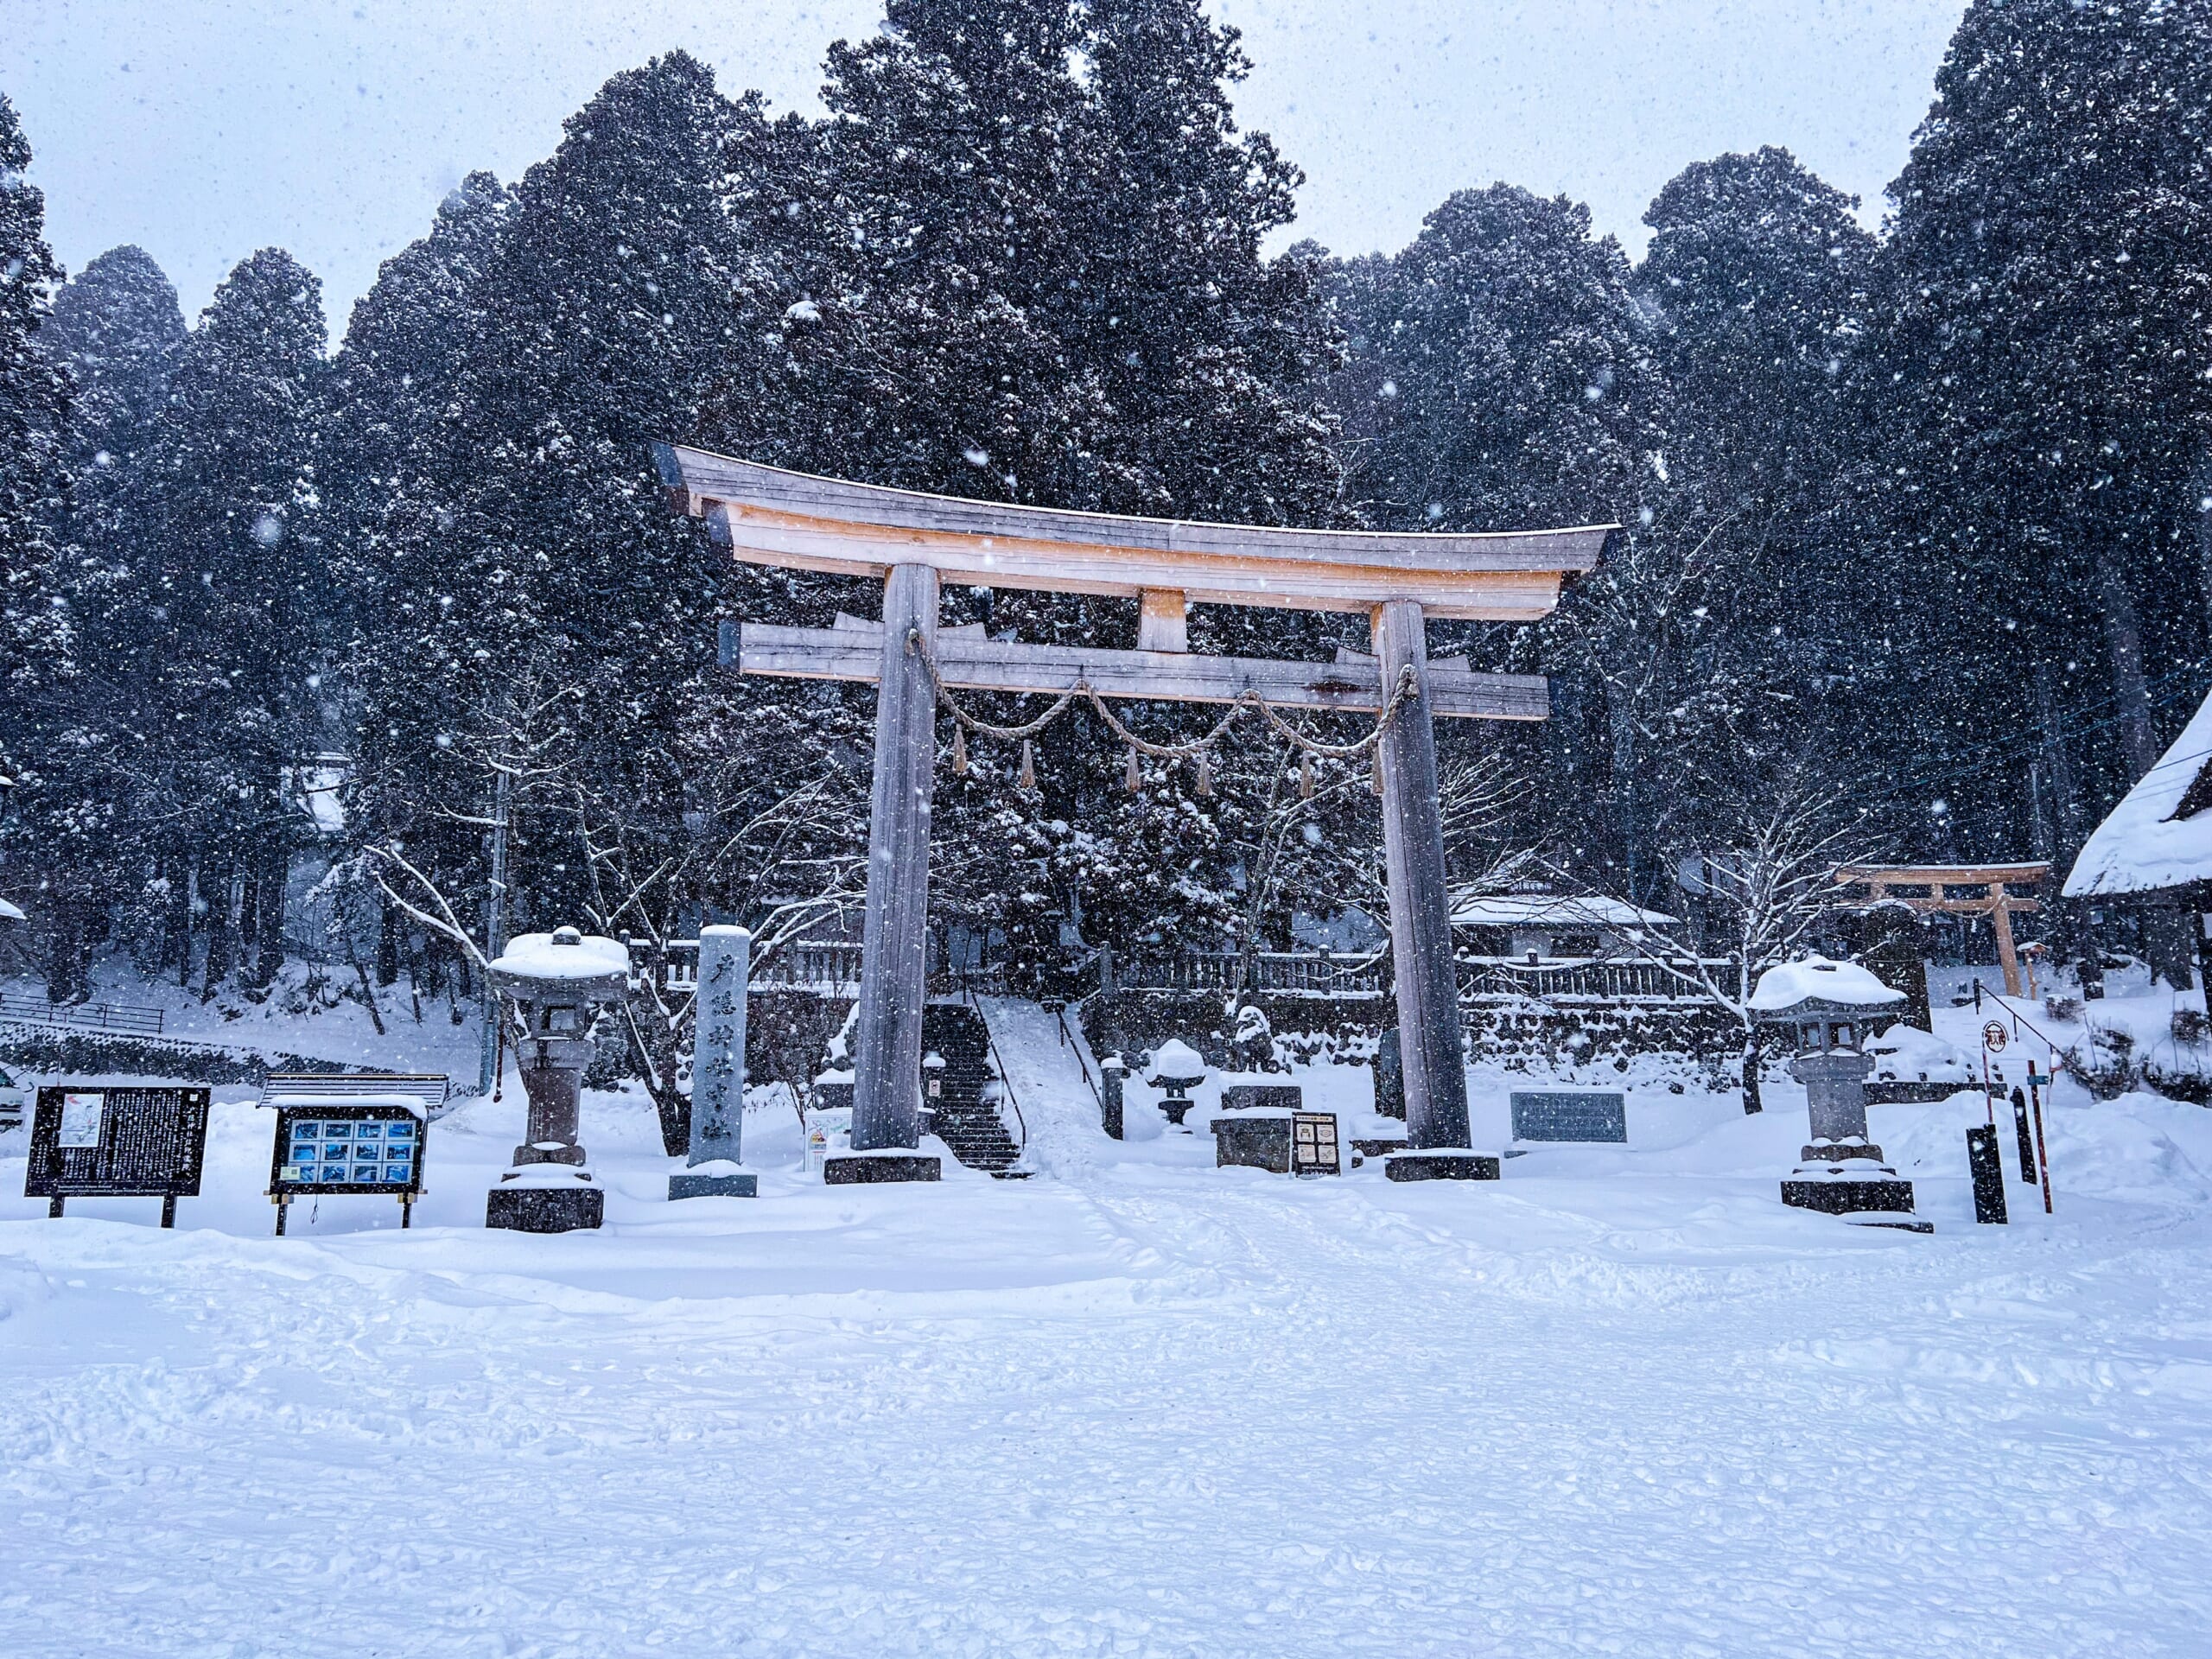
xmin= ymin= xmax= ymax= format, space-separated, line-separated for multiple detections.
xmin=2 ymin=0 xmax=2209 ymax=1014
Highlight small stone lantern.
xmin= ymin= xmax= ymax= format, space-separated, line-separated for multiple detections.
xmin=1147 ymin=1039 xmax=1208 ymax=1129
xmin=485 ymin=926 xmax=631 ymax=1233
xmin=1750 ymin=956 xmax=1924 ymax=1230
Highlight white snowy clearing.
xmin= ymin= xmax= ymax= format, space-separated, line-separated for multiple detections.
xmin=5 ymin=995 xmax=2212 ymax=1656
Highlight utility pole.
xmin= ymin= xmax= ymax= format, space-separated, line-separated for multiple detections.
xmin=479 ymin=760 xmax=511 ymax=1094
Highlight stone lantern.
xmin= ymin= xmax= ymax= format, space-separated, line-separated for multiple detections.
xmin=485 ymin=925 xmax=632 ymax=1233
xmin=1749 ymin=956 xmax=1925 ymax=1230
xmin=1147 ymin=1039 xmax=1208 ymax=1130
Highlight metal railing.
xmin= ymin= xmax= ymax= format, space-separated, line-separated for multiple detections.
xmin=960 ymin=982 xmax=1027 ymax=1154
xmin=0 ymin=990 xmax=167 ymax=1037
xmin=1055 ymin=1003 xmax=1103 ymax=1110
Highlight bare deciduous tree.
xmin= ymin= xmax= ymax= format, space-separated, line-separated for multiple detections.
xmin=1621 ymin=782 xmax=1874 ymax=1109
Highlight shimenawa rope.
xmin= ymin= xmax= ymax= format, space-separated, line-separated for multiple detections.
xmin=905 ymin=626 xmax=1421 ymax=766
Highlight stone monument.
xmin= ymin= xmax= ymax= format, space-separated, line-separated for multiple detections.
xmin=670 ymin=925 xmax=757 ymax=1200
xmin=1099 ymin=1053 xmax=1127 ymax=1141
xmin=1750 ymin=956 xmax=1927 ymax=1231
xmin=486 ymin=926 xmax=630 ymax=1233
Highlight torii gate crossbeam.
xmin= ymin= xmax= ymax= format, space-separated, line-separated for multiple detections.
xmin=658 ymin=442 xmax=1613 ymax=1181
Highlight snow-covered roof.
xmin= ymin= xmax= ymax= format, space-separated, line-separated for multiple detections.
xmin=487 ymin=927 xmax=630 ymax=992
xmin=0 ymin=896 xmax=23 ymax=923
xmin=1748 ymin=956 xmax=1905 ymax=1014
xmin=262 ymin=1092 xmax=430 ymax=1119
xmin=2063 ymin=689 xmax=2212 ymax=897
xmin=1448 ymin=891 xmax=1676 ymax=930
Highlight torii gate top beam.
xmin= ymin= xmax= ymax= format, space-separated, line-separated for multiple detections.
xmin=654 ymin=443 xmax=1616 ymax=623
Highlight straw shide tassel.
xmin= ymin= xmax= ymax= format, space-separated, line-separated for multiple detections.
xmin=1124 ymin=745 xmax=1141 ymax=792
xmin=1019 ymin=738 xmax=1038 ymax=791
xmin=1370 ymin=759 xmax=1386 ymax=797
xmin=1194 ymin=751 xmax=1213 ymax=798
xmin=951 ymin=724 xmax=969 ymax=777
xmin=1299 ymin=752 xmax=1314 ymax=800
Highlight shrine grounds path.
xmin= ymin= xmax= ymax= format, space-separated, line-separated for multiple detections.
xmin=3 ymin=1063 xmax=2212 ymax=1656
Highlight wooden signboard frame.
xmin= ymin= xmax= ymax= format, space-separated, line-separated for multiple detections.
xmin=658 ymin=443 xmax=1613 ymax=1173
xmin=26 ymin=1085 xmax=210 ymax=1226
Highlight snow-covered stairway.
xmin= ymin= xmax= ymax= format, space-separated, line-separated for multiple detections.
xmin=920 ymin=1002 xmax=1024 ymax=1177
xmin=972 ymin=996 xmax=1111 ymax=1176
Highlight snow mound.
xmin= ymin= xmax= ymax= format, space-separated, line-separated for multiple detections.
xmin=1878 ymin=1087 xmax=2212 ymax=1206
xmin=1868 ymin=1023 xmax=1971 ymax=1083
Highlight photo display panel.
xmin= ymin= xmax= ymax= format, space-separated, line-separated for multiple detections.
xmin=1291 ymin=1112 xmax=1341 ymax=1174
xmin=270 ymin=1103 xmax=426 ymax=1196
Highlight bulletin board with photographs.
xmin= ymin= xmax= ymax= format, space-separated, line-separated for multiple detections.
xmin=26 ymin=1085 xmax=211 ymax=1225
xmin=1291 ymin=1112 xmax=1341 ymax=1176
xmin=267 ymin=1102 xmax=427 ymax=1233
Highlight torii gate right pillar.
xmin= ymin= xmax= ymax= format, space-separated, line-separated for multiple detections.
xmin=1373 ymin=599 xmax=1490 ymax=1178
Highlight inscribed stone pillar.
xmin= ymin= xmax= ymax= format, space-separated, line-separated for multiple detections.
xmin=1371 ymin=599 xmax=1473 ymax=1152
xmin=852 ymin=562 xmax=940 ymax=1154
xmin=671 ymin=924 xmax=756 ymax=1198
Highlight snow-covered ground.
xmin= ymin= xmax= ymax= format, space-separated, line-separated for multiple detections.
xmin=5 ymin=1000 xmax=2212 ymax=1656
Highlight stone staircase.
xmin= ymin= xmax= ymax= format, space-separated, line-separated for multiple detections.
xmin=921 ymin=1002 xmax=1025 ymax=1177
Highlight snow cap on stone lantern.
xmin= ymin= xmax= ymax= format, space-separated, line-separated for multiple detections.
xmin=487 ymin=925 xmax=631 ymax=1033
xmin=1147 ymin=1038 xmax=1208 ymax=1084
xmin=1748 ymin=956 xmax=1904 ymax=1056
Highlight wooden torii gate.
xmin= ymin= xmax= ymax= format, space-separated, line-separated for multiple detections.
xmin=657 ymin=442 xmax=1613 ymax=1180
xmin=1834 ymin=863 xmax=2050 ymax=998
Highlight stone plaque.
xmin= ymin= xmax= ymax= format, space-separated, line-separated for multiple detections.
xmin=1509 ymin=1090 xmax=1627 ymax=1144
xmin=1220 ymin=1084 xmax=1303 ymax=1114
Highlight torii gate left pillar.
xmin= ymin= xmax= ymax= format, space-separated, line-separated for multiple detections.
xmin=843 ymin=562 xmax=943 ymax=1179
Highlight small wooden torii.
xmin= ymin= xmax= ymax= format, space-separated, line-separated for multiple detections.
xmin=1834 ymin=863 xmax=2050 ymax=998
xmin=658 ymin=442 xmax=1613 ymax=1179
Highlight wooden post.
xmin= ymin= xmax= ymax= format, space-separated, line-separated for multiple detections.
xmin=1137 ymin=588 xmax=1189 ymax=652
xmin=852 ymin=563 xmax=941 ymax=1153
xmin=1989 ymin=893 xmax=2024 ymax=998
xmin=1371 ymin=599 xmax=1473 ymax=1152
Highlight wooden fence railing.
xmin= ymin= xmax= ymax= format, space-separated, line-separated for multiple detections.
xmin=663 ymin=936 xmax=1733 ymax=1010
xmin=1455 ymin=957 xmax=1734 ymax=1006
xmin=1106 ymin=950 xmax=1730 ymax=1005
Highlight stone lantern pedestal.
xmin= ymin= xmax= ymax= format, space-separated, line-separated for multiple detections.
xmin=486 ymin=927 xmax=631 ymax=1234
xmin=1751 ymin=957 xmax=1928 ymax=1232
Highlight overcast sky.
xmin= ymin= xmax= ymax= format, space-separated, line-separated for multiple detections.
xmin=4 ymin=1 xmax=1964 ymax=332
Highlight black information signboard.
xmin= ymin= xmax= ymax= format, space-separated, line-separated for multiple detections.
xmin=1291 ymin=1112 xmax=1341 ymax=1176
xmin=267 ymin=1103 xmax=427 ymax=1234
xmin=26 ymin=1086 xmax=210 ymax=1225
